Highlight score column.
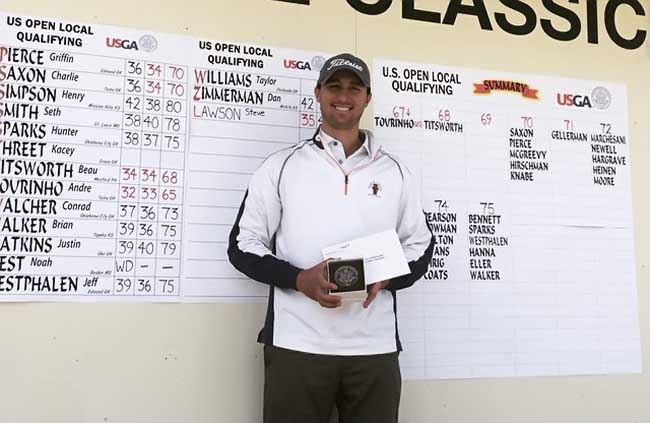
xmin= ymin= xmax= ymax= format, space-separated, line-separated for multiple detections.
xmin=155 ymin=64 xmax=187 ymax=296
xmin=114 ymin=60 xmax=144 ymax=296
xmin=299 ymin=79 xmax=320 ymax=139
xmin=136 ymin=61 xmax=164 ymax=297
xmin=114 ymin=60 xmax=187 ymax=298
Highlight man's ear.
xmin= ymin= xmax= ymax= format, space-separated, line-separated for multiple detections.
xmin=314 ymin=86 xmax=321 ymax=101
xmin=366 ymin=92 xmax=372 ymax=106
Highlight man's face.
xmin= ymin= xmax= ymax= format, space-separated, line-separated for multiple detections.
xmin=315 ymin=70 xmax=371 ymax=131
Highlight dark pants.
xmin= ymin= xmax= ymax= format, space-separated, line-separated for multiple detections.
xmin=263 ymin=345 xmax=401 ymax=423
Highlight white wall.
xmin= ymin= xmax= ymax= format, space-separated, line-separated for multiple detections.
xmin=1 ymin=1 xmax=649 ymax=422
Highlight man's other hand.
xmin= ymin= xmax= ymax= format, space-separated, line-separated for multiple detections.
xmin=363 ymin=280 xmax=390 ymax=309
xmin=296 ymin=261 xmax=342 ymax=308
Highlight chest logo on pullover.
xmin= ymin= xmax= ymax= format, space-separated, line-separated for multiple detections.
xmin=368 ymin=181 xmax=382 ymax=198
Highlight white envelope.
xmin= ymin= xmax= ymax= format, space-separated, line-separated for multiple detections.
xmin=321 ymin=229 xmax=410 ymax=285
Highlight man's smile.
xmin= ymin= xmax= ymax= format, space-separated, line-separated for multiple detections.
xmin=333 ymin=105 xmax=352 ymax=111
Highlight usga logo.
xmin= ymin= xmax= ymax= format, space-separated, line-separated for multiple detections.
xmin=556 ymin=86 xmax=611 ymax=109
xmin=556 ymin=93 xmax=593 ymax=108
xmin=138 ymin=35 xmax=158 ymax=52
xmin=105 ymin=34 xmax=158 ymax=52
xmin=311 ymin=56 xmax=325 ymax=71
xmin=283 ymin=59 xmax=312 ymax=70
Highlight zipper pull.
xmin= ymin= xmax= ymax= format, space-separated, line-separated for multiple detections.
xmin=344 ymin=175 xmax=349 ymax=195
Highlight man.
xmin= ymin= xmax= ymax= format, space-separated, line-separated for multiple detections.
xmin=228 ymin=53 xmax=434 ymax=423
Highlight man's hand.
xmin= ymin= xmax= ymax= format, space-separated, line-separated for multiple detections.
xmin=296 ymin=260 xmax=342 ymax=308
xmin=363 ymin=280 xmax=390 ymax=309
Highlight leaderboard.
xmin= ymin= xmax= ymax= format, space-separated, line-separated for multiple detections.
xmin=183 ymin=40 xmax=326 ymax=299
xmin=0 ymin=11 xmax=327 ymax=301
xmin=0 ymin=14 xmax=189 ymax=299
xmin=372 ymin=59 xmax=639 ymax=379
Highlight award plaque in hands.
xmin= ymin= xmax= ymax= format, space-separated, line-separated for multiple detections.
xmin=327 ymin=258 xmax=366 ymax=299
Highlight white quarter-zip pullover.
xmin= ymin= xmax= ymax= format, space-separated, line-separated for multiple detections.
xmin=228 ymin=128 xmax=434 ymax=355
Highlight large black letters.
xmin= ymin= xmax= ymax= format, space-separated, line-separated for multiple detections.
xmin=347 ymin=0 xmax=393 ymax=15
xmin=271 ymin=0 xmax=648 ymax=50
xmin=605 ymin=0 xmax=646 ymax=49
xmin=443 ymin=0 xmax=493 ymax=30
xmin=495 ymin=0 xmax=536 ymax=36
xmin=540 ymin=0 xmax=581 ymax=42
xmin=402 ymin=0 xmax=441 ymax=23
xmin=272 ymin=0 xmax=310 ymax=5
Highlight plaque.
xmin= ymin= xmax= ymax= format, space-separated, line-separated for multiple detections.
xmin=326 ymin=258 xmax=366 ymax=296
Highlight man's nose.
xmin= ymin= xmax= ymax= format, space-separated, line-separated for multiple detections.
xmin=335 ymin=89 xmax=353 ymax=102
